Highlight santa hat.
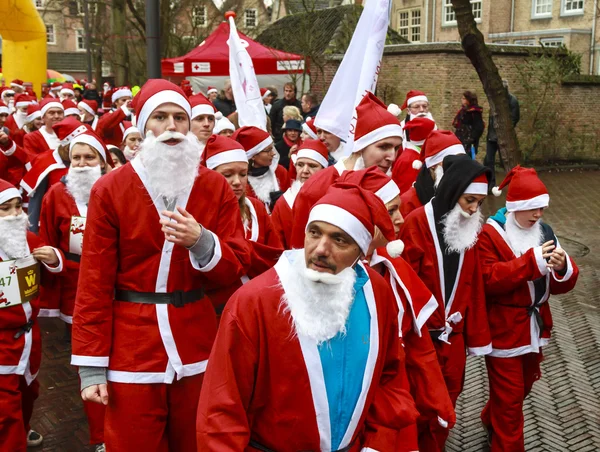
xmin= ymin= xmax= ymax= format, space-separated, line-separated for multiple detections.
xmin=492 ymin=166 xmax=549 ymax=212
xmin=10 ymin=79 xmax=24 ymax=90
xmin=203 ymin=135 xmax=247 ymax=170
xmin=40 ymin=98 xmax=65 ymax=117
xmin=60 ymin=83 xmax=75 ymax=97
xmin=122 ymin=122 xmax=140 ymax=142
xmin=293 ymin=139 xmax=329 ymax=169
xmin=0 ymin=179 xmax=22 ymax=205
xmin=260 ymin=88 xmax=271 ymax=99
xmin=353 ymin=92 xmax=403 ymax=153
xmin=50 ymin=82 xmax=62 ymax=91
xmin=302 ymin=117 xmax=318 ymax=140
xmin=62 ymin=99 xmax=80 ymax=117
xmin=69 ymin=129 xmax=108 ymax=163
xmin=189 ymin=93 xmax=217 ymax=119
xmin=14 ymin=94 xmax=33 ymax=109
xmin=53 ymin=117 xmax=89 ymax=147
xmin=463 ymin=172 xmax=489 ymax=196
xmin=111 ymin=86 xmax=133 ymax=104
xmin=132 ymin=79 xmax=191 ymax=138
xmin=206 ymin=86 xmax=218 ymax=96
xmin=339 ymin=167 xmax=400 ymax=204
xmin=404 ymin=117 xmax=436 ymax=146
xmin=1 ymin=88 xmax=15 ymax=98
xmin=26 ymin=104 xmax=42 ymax=123
xmin=78 ymin=99 xmax=98 ymax=116
xmin=401 ymin=90 xmax=429 ymax=110
xmin=232 ymin=126 xmax=273 ymax=159
xmin=308 ymin=184 xmax=396 ymax=256
xmin=0 ymin=101 xmax=9 ymax=115
xmin=213 ymin=112 xmax=236 ymax=135
xmin=413 ymin=130 xmax=465 ymax=171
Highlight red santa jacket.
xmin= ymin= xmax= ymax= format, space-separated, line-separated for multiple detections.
xmin=270 ymin=182 xmax=302 ymax=250
xmin=4 ymin=114 xmax=23 ymax=135
xmin=95 ymin=106 xmax=128 ymax=147
xmin=477 ymin=218 xmax=578 ymax=357
xmin=399 ymin=186 xmax=421 ymax=220
xmin=71 ymin=160 xmax=252 ymax=383
xmin=245 ymin=165 xmax=290 ymax=213
xmin=1 ymin=138 xmax=30 ymax=186
xmin=392 ymin=143 xmax=420 ymax=194
xmin=400 ymin=202 xmax=492 ymax=354
xmin=0 ymin=233 xmax=64 ymax=383
xmin=197 ymin=252 xmax=419 ymax=451
xmin=23 ymin=129 xmax=57 ymax=156
xmin=20 ymin=149 xmax=67 ymax=196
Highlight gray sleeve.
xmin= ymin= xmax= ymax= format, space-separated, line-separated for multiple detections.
xmin=188 ymin=226 xmax=216 ymax=267
xmin=79 ymin=366 xmax=107 ymax=391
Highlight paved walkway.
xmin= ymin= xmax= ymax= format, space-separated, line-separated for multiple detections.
xmin=29 ymin=170 xmax=600 ymax=451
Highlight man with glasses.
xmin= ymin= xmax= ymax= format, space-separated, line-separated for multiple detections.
xmin=399 ymin=90 xmax=433 ymax=145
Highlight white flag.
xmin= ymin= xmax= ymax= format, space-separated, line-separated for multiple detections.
xmin=228 ymin=16 xmax=267 ymax=130
xmin=315 ymin=0 xmax=391 ymax=151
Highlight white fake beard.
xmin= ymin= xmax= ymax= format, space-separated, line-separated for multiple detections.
xmin=248 ymin=170 xmax=279 ymax=204
xmin=433 ymin=165 xmax=444 ymax=189
xmin=505 ymin=212 xmax=543 ymax=256
xmin=442 ymin=203 xmax=483 ymax=253
xmin=66 ymin=165 xmax=102 ymax=204
xmin=0 ymin=212 xmax=29 ymax=259
xmin=123 ymin=145 xmax=139 ymax=161
xmin=280 ymin=253 xmax=357 ymax=345
xmin=138 ymin=130 xmax=203 ymax=204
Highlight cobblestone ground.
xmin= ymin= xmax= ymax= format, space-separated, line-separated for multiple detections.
xmin=29 ymin=170 xmax=600 ymax=451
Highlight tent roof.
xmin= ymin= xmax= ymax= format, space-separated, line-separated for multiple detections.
xmin=162 ymin=21 xmax=305 ymax=77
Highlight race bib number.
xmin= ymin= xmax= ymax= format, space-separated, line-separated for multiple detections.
xmin=69 ymin=216 xmax=87 ymax=255
xmin=0 ymin=256 xmax=40 ymax=308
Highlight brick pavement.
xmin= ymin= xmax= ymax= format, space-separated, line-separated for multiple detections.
xmin=28 ymin=170 xmax=600 ymax=451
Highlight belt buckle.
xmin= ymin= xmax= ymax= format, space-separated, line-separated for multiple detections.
xmin=171 ymin=291 xmax=185 ymax=308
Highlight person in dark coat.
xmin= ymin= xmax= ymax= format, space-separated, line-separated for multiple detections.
xmin=453 ymin=90 xmax=485 ymax=157
xmin=275 ymin=119 xmax=303 ymax=170
xmin=269 ymin=82 xmax=301 ymax=141
xmin=213 ymin=80 xmax=236 ymax=117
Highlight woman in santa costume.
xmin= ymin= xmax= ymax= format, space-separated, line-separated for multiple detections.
xmin=120 ymin=122 xmax=142 ymax=162
xmin=0 ymin=179 xmax=64 ymax=451
xmin=232 ymin=125 xmax=290 ymax=213
xmin=400 ymin=155 xmax=493 ymax=451
xmin=271 ymin=139 xmax=329 ymax=249
xmin=477 ymin=167 xmax=579 ymax=451
xmin=197 ymin=184 xmax=419 ymax=451
xmin=72 ymin=79 xmax=251 ymax=451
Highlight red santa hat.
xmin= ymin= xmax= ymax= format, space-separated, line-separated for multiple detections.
xmin=111 ymin=86 xmax=133 ymax=104
xmin=0 ymin=179 xmax=22 ymax=205
xmin=401 ymin=90 xmax=429 ymax=110
xmin=62 ymin=99 xmax=80 ymax=117
xmin=132 ymin=79 xmax=191 ymax=138
xmin=213 ymin=112 xmax=236 ymax=135
xmin=10 ymin=79 xmax=24 ymax=90
xmin=463 ymin=172 xmax=489 ymax=196
xmin=338 ymin=167 xmax=400 ymax=204
xmin=292 ymin=139 xmax=329 ymax=169
xmin=78 ymin=99 xmax=98 ymax=116
xmin=69 ymin=129 xmax=109 ymax=163
xmin=50 ymin=81 xmax=62 ymax=91
xmin=260 ymin=88 xmax=271 ymax=99
xmin=404 ymin=117 xmax=436 ymax=146
xmin=60 ymin=83 xmax=75 ymax=97
xmin=0 ymin=101 xmax=9 ymax=115
xmin=14 ymin=94 xmax=33 ymax=108
xmin=302 ymin=117 xmax=318 ymax=140
xmin=353 ymin=92 xmax=403 ymax=153
xmin=206 ymin=86 xmax=218 ymax=96
xmin=26 ymin=103 xmax=42 ymax=123
xmin=413 ymin=130 xmax=465 ymax=170
xmin=53 ymin=117 xmax=89 ymax=147
xmin=308 ymin=183 xmax=396 ymax=256
xmin=232 ymin=126 xmax=273 ymax=159
xmin=189 ymin=93 xmax=217 ymax=119
xmin=40 ymin=98 xmax=65 ymax=117
xmin=492 ymin=166 xmax=549 ymax=212
xmin=203 ymin=135 xmax=247 ymax=170
xmin=122 ymin=122 xmax=140 ymax=142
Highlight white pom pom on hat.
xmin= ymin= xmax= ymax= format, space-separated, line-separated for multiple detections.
xmin=215 ymin=111 xmax=223 ymax=121
xmin=412 ymin=160 xmax=423 ymax=170
xmin=387 ymin=103 xmax=402 ymax=117
xmin=491 ymin=186 xmax=502 ymax=197
xmin=386 ymin=239 xmax=405 ymax=258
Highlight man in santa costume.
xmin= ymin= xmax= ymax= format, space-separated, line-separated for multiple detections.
xmin=478 ymin=167 xmax=579 ymax=451
xmin=189 ymin=93 xmax=216 ymax=144
xmin=10 ymin=79 xmax=25 ymax=94
xmin=22 ymin=98 xmax=64 ymax=157
xmin=271 ymin=138 xmax=329 ymax=249
xmin=78 ymin=99 xmax=99 ymax=129
xmin=400 ymin=155 xmax=493 ymax=450
xmin=4 ymin=94 xmax=34 ymax=134
xmin=71 ymin=79 xmax=251 ymax=451
xmin=0 ymin=103 xmax=33 ymax=186
xmin=59 ymin=84 xmax=76 ymax=102
xmin=400 ymin=130 xmax=466 ymax=219
xmin=96 ymin=86 xmax=133 ymax=146
xmin=317 ymin=125 xmax=345 ymax=163
xmin=399 ymin=90 xmax=430 ymax=144
xmin=44 ymin=82 xmax=62 ymax=100
xmin=290 ymin=92 xmax=403 ymax=248
xmin=197 ymin=184 xmax=419 ymax=451
xmin=62 ymin=99 xmax=81 ymax=118
xmin=0 ymin=179 xmax=64 ymax=451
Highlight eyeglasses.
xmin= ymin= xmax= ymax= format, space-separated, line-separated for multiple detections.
xmin=408 ymin=103 xmax=429 ymax=112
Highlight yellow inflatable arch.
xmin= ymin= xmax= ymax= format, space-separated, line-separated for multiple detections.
xmin=0 ymin=0 xmax=47 ymax=95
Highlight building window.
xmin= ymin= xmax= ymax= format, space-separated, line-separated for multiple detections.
xmin=398 ymin=9 xmax=421 ymax=42
xmin=192 ymin=5 xmax=207 ymax=27
xmin=532 ymin=0 xmax=553 ymax=17
xmin=443 ymin=0 xmax=482 ymax=26
xmin=77 ymin=0 xmax=97 ymax=15
xmin=46 ymin=24 xmax=56 ymax=44
xmin=562 ymin=0 xmax=584 ymax=15
xmin=244 ymin=9 xmax=257 ymax=28
xmin=514 ymin=39 xmax=537 ymax=45
xmin=76 ymin=29 xmax=86 ymax=51
xmin=541 ymin=37 xmax=565 ymax=47
xmin=34 ymin=0 xmax=44 ymax=8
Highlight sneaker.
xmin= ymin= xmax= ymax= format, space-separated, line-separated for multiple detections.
xmin=94 ymin=444 xmax=106 ymax=452
xmin=27 ymin=430 xmax=43 ymax=447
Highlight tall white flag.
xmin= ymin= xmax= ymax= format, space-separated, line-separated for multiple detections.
xmin=228 ymin=14 xmax=267 ymax=130
xmin=314 ymin=0 xmax=391 ymax=150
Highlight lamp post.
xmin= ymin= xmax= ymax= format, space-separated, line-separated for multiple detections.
xmin=145 ymin=0 xmax=161 ymax=78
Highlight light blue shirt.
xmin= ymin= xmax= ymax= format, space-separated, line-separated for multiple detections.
xmin=318 ymin=265 xmax=371 ymax=450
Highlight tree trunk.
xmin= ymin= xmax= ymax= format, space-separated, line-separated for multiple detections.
xmin=112 ymin=0 xmax=129 ymax=85
xmin=451 ymin=0 xmax=520 ymax=168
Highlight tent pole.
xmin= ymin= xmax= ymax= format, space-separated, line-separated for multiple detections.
xmin=145 ymin=0 xmax=161 ymax=79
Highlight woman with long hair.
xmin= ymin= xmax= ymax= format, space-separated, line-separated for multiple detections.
xmin=452 ymin=90 xmax=485 ymax=157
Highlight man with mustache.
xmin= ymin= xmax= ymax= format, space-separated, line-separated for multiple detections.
xmin=71 ymin=79 xmax=251 ymax=451
xmin=400 ymin=155 xmax=493 ymax=451
xmin=197 ymin=184 xmax=418 ymax=451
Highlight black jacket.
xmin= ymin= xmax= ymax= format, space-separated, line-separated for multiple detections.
xmin=270 ymin=98 xmax=302 ymax=141
xmin=453 ymin=105 xmax=485 ymax=150
xmin=487 ymin=92 xmax=520 ymax=142
xmin=302 ymin=104 xmax=320 ymax=120
xmin=213 ymin=97 xmax=236 ymax=117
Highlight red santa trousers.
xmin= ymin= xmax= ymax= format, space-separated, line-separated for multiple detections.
xmin=0 ymin=375 xmax=39 ymax=452
xmin=105 ymin=373 xmax=203 ymax=451
xmin=77 ymin=374 xmax=106 ymax=444
xmin=481 ymin=353 xmax=543 ymax=452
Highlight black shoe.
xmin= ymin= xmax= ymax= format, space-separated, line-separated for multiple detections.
xmin=27 ymin=429 xmax=43 ymax=447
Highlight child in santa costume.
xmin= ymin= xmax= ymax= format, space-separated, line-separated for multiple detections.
xmin=271 ymin=139 xmax=329 ymax=249
xmin=71 ymin=79 xmax=251 ymax=451
xmin=233 ymin=125 xmax=290 ymax=213
xmin=0 ymin=179 xmax=64 ymax=451
xmin=400 ymin=155 xmax=493 ymax=451
xmin=95 ymin=86 xmax=133 ymax=146
xmin=197 ymin=184 xmax=419 ymax=451
xmin=477 ymin=166 xmax=579 ymax=451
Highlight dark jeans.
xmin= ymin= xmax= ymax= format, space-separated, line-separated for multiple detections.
xmin=484 ymin=140 xmax=500 ymax=187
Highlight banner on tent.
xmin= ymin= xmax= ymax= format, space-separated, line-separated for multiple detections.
xmin=191 ymin=62 xmax=211 ymax=73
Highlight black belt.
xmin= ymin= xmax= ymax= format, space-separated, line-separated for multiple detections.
xmin=249 ymin=439 xmax=355 ymax=452
xmin=14 ymin=320 xmax=34 ymax=339
xmin=115 ymin=289 xmax=204 ymax=308
xmin=65 ymin=252 xmax=81 ymax=263
xmin=429 ymin=329 xmax=457 ymax=341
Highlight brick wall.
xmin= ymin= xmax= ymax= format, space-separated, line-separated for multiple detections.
xmin=310 ymin=43 xmax=600 ymax=162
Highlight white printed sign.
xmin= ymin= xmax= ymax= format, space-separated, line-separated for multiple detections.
xmin=69 ymin=216 xmax=87 ymax=255
xmin=0 ymin=255 xmax=40 ymax=309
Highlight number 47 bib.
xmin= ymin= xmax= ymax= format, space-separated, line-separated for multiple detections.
xmin=69 ymin=216 xmax=87 ymax=255
xmin=0 ymin=255 xmax=40 ymax=309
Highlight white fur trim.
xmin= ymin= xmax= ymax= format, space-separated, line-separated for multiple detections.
xmin=492 ymin=186 xmax=502 ymax=197
xmin=0 ymin=106 xmax=9 ymax=114
xmin=424 ymin=144 xmax=465 ymax=168
xmin=262 ymin=89 xmax=271 ymax=99
xmin=65 ymin=107 xmax=80 ymax=116
xmin=302 ymin=122 xmax=317 ymax=139
xmin=122 ymin=125 xmax=140 ymax=141
xmin=41 ymin=101 xmax=64 ymax=117
xmin=71 ymin=355 xmax=109 ymax=367
xmin=2 ymin=141 xmax=17 ymax=156
xmin=135 ymin=90 xmax=191 ymax=137
xmin=464 ymin=182 xmax=488 ymax=195
xmin=10 ymin=82 xmax=23 ymax=89
xmin=412 ymin=160 xmax=423 ymax=170
xmin=468 ymin=343 xmax=492 ymax=356
xmin=506 ymin=194 xmax=550 ymax=212
xmin=375 ymin=179 xmax=400 ymax=204
xmin=191 ymin=104 xmax=216 ymax=119
xmin=406 ymin=94 xmax=428 ymax=107
xmin=353 ymin=123 xmax=403 ymax=153
xmin=70 ymin=134 xmax=107 ymax=161
xmin=533 ymin=245 xmax=550 ymax=276
xmin=15 ymin=101 xmax=31 ymax=108
xmin=296 ymin=149 xmax=328 ymax=168
xmin=387 ymin=103 xmax=402 ymax=117
xmin=60 ymin=124 xmax=88 ymax=146
xmin=246 ymin=135 xmax=273 ymax=159
xmin=386 ymin=239 xmax=405 ymax=258
xmin=26 ymin=110 xmax=41 ymax=123
xmin=78 ymin=101 xmax=95 ymax=116
xmin=307 ymin=204 xmax=372 ymax=255
xmin=207 ymin=88 xmax=218 ymax=95
xmin=111 ymin=88 xmax=133 ymax=103
xmin=60 ymin=88 xmax=75 ymax=96
xmin=206 ymin=149 xmax=248 ymax=169
xmin=0 ymin=187 xmax=21 ymax=204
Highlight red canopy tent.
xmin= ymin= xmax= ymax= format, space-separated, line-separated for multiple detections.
xmin=162 ymin=21 xmax=308 ymax=95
